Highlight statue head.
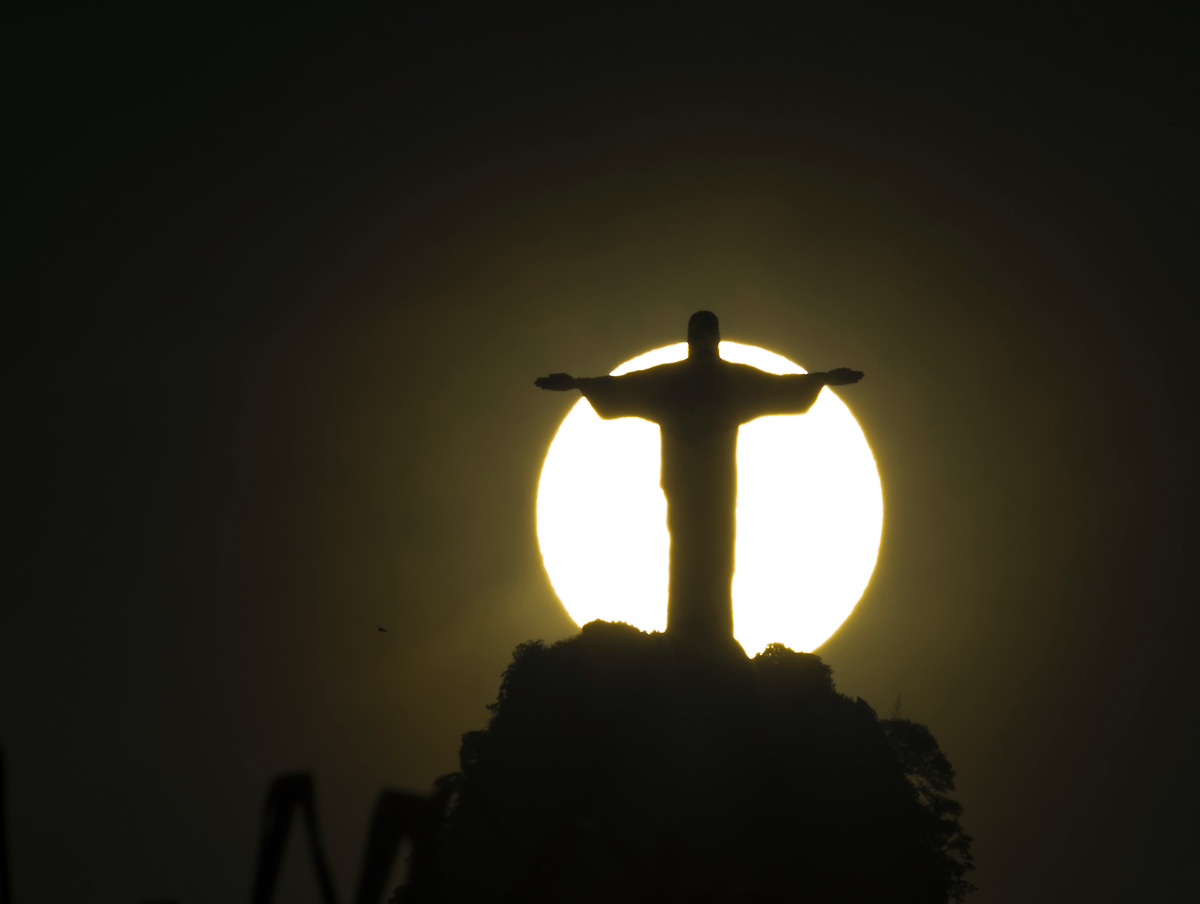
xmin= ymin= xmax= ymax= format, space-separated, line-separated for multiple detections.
xmin=688 ymin=311 xmax=721 ymax=357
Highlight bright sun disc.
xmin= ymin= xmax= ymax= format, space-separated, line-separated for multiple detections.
xmin=536 ymin=342 xmax=882 ymax=654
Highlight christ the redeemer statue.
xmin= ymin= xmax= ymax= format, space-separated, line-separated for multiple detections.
xmin=537 ymin=311 xmax=863 ymax=647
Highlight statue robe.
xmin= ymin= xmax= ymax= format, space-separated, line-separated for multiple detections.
xmin=576 ymin=355 xmax=825 ymax=644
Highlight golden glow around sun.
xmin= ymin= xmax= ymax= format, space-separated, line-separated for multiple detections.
xmin=537 ymin=342 xmax=883 ymax=654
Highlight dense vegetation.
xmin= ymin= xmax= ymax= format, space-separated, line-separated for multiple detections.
xmin=399 ymin=620 xmax=973 ymax=903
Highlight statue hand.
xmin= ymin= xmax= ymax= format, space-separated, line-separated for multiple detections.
xmin=823 ymin=367 xmax=863 ymax=386
xmin=536 ymin=373 xmax=577 ymax=391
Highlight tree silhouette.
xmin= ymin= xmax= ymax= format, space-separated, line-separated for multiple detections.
xmin=402 ymin=621 xmax=974 ymax=903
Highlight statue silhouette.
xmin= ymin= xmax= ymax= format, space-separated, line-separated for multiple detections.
xmin=537 ymin=311 xmax=863 ymax=647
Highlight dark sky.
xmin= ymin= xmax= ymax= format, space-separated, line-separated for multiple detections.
xmin=8 ymin=4 xmax=1198 ymax=902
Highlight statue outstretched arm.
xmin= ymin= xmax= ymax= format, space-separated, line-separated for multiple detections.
xmin=813 ymin=367 xmax=864 ymax=386
xmin=746 ymin=367 xmax=864 ymax=418
xmin=535 ymin=373 xmax=579 ymax=391
xmin=535 ymin=370 xmax=661 ymax=421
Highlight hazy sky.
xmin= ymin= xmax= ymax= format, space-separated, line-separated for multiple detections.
xmin=9 ymin=6 xmax=1198 ymax=902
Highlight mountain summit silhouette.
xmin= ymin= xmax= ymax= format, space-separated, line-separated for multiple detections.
xmin=395 ymin=621 xmax=974 ymax=903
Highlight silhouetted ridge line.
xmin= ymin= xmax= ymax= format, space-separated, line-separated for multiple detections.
xmin=401 ymin=620 xmax=974 ymax=903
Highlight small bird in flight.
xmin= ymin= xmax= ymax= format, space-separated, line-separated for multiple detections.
xmin=378 ymin=627 xmax=387 ymax=633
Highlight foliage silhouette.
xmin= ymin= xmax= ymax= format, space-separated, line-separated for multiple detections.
xmin=405 ymin=621 xmax=973 ymax=903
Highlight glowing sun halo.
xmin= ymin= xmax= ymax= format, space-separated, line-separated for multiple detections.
xmin=536 ymin=342 xmax=883 ymax=654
